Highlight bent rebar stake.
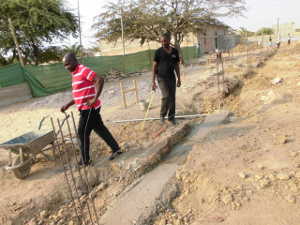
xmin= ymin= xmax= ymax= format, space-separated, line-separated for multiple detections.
xmin=66 ymin=115 xmax=98 ymax=224
xmin=71 ymin=112 xmax=100 ymax=224
xmin=58 ymin=117 xmax=93 ymax=225
xmin=50 ymin=117 xmax=82 ymax=225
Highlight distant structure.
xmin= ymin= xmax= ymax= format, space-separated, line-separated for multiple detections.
xmin=272 ymin=22 xmax=300 ymax=38
xmin=98 ymin=18 xmax=239 ymax=56
xmin=195 ymin=18 xmax=239 ymax=54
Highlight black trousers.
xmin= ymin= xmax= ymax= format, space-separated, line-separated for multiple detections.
xmin=157 ymin=78 xmax=176 ymax=120
xmin=78 ymin=108 xmax=119 ymax=163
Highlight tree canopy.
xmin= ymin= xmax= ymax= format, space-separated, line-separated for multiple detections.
xmin=93 ymin=0 xmax=245 ymax=50
xmin=0 ymin=0 xmax=78 ymax=65
xmin=256 ymin=27 xmax=274 ymax=36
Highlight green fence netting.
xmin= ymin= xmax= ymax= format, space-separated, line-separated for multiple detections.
xmin=0 ymin=46 xmax=199 ymax=97
xmin=0 ymin=64 xmax=25 ymax=88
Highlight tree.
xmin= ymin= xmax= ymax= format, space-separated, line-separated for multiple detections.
xmin=93 ymin=0 xmax=245 ymax=52
xmin=62 ymin=43 xmax=83 ymax=56
xmin=256 ymin=27 xmax=274 ymax=36
xmin=0 ymin=0 xmax=78 ymax=65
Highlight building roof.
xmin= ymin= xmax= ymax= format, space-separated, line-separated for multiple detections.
xmin=192 ymin=16 xmax=229 ymax=31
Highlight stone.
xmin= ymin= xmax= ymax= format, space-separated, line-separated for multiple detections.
xmin=295 ymin=171 xmax=300 ymax=178
xmin=271 ymin=77 xmax=283 ymax=85
xmin=268 ymin=174 xmax=276 ymax=181
xmin=285 ymin=195 xmax=296 ymax=204
xmin=27 ymin=218 xmax=37 ymax=225
xmin=277 ymin=173 xmax=290 ymax=180
xmin=39 ymin=210 xmax=47 ymax=218
xmin=259 ymin=179 xmax=271 ymax=189
xmin=289 ymin=183 xmax=298 ymax=193
xmin=173 ymin=220 xmax=181 ymax=225
xmin=221 ymin=194 xmax=233 ymax=205
xmin=290 ymin=152 xmax=298 ymax=157
xmin=157 ymin=218 xmax=166 ymax=225
xmin=57 ymin=208 xmax=64 ymax=218
xmin=68 ymin=221 xmax=75 ymax=225
xmin=275 ymin=135 xmax=288 ymax=145
xmin=257 ymin=164 xmax=265 ymax=170
xmin=255 ymin=174 xmax=264 ymax=181
xmin=238 ymin=172 xmax=248 ymax=179
xmin=232 ymin=202 xmax=242 ymax=210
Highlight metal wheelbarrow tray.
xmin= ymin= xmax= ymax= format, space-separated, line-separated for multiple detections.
xmin=0 ymin=131 xmax=55 ymax=179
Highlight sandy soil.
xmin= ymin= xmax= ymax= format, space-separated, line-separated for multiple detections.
xmin=154 ymin=43 xmax=300 ymax=225
xmin=0 ymin=43 xmax=271 ymax=224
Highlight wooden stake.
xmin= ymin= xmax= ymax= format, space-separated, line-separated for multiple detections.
xmin=120 ymin=82 xmax=127 ymax=108
xmin=134 ymin=79 xmax=139 ymax=104
xmin=119 ymin=79 xmax=139 ymax=108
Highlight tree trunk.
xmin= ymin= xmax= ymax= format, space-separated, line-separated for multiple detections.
xmin=31 ymin=42 xmax=40 ymax=66
xmin=173 ymin=33 xmax=183 ymax=64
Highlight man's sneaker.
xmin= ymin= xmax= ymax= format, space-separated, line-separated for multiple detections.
xmin=108 ymin=149 xmax=123 ymax=161
xmin=160 ymin=117 xmax=165 ymax=124
xmin=168 ymin=119 xmax=177 ymax=125
xmin=78 ymin=159 xmax=92 ymax=167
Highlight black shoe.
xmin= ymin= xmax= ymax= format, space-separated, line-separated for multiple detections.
xmin=160 ymin=117 xmax=165 ymax=124
xmin=168 ymin=119 xmax=177 ymax=125
xmin=78 ymin=159 xmax=92 ymax=167
xmin=109 ymin=149 xmax=123 ymax=161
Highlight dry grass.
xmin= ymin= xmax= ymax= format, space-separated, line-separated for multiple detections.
xmin=232 ymin=43 xmax=264 ymax=53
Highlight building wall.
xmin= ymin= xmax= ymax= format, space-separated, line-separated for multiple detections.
xmin=272 ymin=22 xmax=295 ymax=37
xmin=197 ymin=26 xmax=228 ymax=53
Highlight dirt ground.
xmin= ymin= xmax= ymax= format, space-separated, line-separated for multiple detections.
xmin=154 ymin=43 xmax=300 ymax=225
xmin=0 ymin=43 xmax=284 ymax=224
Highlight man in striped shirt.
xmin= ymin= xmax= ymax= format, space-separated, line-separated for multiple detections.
xmin=61 ymin=53 xmax=122 ymax=166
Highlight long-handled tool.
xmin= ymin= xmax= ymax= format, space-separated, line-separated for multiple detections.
xmin=141 ymin=90 xmax=155 ymax=130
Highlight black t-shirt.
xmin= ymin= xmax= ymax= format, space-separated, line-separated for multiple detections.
xmin=154 ymin=47 xmax=180 ymax=79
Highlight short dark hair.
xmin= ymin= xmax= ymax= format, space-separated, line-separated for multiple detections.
xmin=63 ymin=52 xmax=78 ymax=64
xmin=161 ymin=32 xmax=171 ymax=41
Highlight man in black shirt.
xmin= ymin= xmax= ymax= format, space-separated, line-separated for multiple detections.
xmin=152 ymin=33 xmax=181 ymax=125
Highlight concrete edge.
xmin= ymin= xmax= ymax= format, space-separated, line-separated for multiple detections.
xmin=135 ymin=110 xmax=231 ymax=225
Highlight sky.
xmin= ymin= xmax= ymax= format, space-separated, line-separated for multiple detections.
xmin=62 ymin=0 xmax=300 ymax=47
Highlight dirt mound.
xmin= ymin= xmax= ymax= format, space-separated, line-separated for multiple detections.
xmin=153 ymin=44 xmax=300 ymax=225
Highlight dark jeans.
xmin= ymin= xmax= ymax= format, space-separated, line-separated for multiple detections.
xmin=78 ymin=108 xmax=119 ymax=163
xmin=157 ymin=78 xmax=176 ymax=120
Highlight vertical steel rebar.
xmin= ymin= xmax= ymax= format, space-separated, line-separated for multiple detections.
xmin=66 ymin=116 xmax=99 ymax=223
xmin=57 ymin=118 xmax=94 ymax=224
xmin=70 ymin=112 xmax=100 ymax=224
xmin=50 ymin=117 xmax=82 ymax=225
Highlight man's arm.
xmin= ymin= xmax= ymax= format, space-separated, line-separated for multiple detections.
xmin=61 ymin=100 xmax=75 ymax=112
xmin=175 ymin=63 xmax=181 ymax=87
xmin=152 ymin=61 xmax=158 ymax=91
xmin=87 ymin=74 xmax=104 ymax=106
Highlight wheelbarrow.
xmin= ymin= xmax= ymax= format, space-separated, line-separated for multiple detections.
xmin=0 ymin=131 xmax=56 ymax=179
xmin=0 ymin=113 xmax=72 ymax=179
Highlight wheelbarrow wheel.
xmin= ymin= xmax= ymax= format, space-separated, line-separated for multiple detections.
xmin=12 ymin=155 xmax=32 ymax=179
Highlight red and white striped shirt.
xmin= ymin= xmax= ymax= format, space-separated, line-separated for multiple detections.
xmin=71 ymin=64 xmax=101 ymax=110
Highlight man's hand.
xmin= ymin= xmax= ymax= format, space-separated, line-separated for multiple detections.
xmin=60 ymin=104 xmax=69 ymax=113
xmin=87 ymin=97 xmax=97 ymax=106
xmin=177 ymin=79 xmax=181 ymax=88
xmin=152 ymin=81 xmax=158 ymax=91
